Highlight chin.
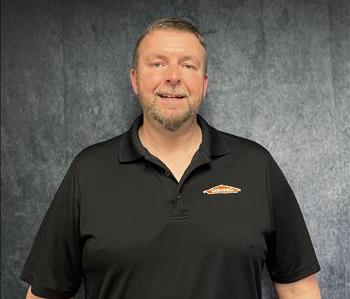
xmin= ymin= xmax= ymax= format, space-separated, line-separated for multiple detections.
xmin=156 ymin=109 xmax=195 ymax=129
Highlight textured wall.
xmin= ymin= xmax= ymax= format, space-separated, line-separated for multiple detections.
xmin=2 ymin=0 xmax=349 ymax=298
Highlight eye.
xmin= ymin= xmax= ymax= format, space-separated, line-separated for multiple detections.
xmin=182 ymin=64 xmax=195 ymax=69
xmin=151 ymin=62 xmax=163 ymax=67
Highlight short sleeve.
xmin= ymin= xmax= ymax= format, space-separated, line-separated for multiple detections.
xmin=20 ymin=158 xmax=83 ymax=298
xmin=265 ymin=152 xmax=321 ymax=283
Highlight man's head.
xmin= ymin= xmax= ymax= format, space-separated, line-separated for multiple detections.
xmin=130 ymin=17 xmax=208 ymax=132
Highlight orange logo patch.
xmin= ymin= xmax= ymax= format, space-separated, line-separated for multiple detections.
xmin=203 ymin=184 xmax=241 ymax=194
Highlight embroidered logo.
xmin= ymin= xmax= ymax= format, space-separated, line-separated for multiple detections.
xmin=203 ymin=184 xmax=241 ymax=194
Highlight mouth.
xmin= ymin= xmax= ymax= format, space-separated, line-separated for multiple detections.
xmin=156 ymin=93 xmax=186 ymax=99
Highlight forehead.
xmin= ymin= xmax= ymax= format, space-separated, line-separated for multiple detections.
xmin=138 ymin=29 xmax=205 ymax=59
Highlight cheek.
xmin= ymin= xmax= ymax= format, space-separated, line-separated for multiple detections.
xmin=138 ymin=75 xmax=160 ymax=93
xmin=185 ymin=77 xmax=205 ymax=94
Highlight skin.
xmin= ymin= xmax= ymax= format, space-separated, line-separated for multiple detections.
xmin=25 ymin=286 xmax=71 ymax=299
xmin=129 ymin=27 xmax=322 ymax=299
xmin=273 ymin=274 xmax=322 ymax=299
xmin=25 ymin=27 xmax=321 ymax=299
xmin=130 ymin=28 xmax=208 ymax=158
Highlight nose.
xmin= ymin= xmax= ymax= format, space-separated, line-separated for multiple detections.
xmin=164 ymin=64 xmax=181 ymax=86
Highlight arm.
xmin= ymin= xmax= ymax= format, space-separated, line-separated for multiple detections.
xmin=25 ymin=286 xmax=73 ymax=299
xmin=273 ymin=274 xmax=322 ymax=299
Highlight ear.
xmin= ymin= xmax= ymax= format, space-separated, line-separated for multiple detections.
xmin=130 ymin=68 xmax=138 ymax=95
xmin=203 ymin=73 xmax=208 ymax=98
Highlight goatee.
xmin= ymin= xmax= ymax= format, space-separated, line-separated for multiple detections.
xmin=141 ymin=95 xmax=199 ymax=132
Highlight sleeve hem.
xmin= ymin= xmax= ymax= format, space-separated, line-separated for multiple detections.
xmin=270 ymin=261 xmax=321 ymax=284
xmin=20 ymin=268 xmax=77 ymax=299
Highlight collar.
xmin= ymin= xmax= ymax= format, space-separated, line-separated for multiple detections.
xmin=118 ymin=113 xmax=231 ymax=163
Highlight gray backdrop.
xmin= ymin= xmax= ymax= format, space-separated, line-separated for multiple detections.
xmin=2 ymin=0 xmax=349 ymax=298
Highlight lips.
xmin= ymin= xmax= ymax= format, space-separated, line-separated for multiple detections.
xmin=156 ymin=92 xmax=186 ymax=99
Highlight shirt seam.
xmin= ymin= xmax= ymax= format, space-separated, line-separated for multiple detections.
xmin=271 ymin=261 xmax=321 ymax=283
xmin=20 ymin=268 xmax=77 ymax=297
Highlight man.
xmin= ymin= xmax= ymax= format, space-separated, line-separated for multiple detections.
xmin=21 ymin=17 xmax=322 ymax=299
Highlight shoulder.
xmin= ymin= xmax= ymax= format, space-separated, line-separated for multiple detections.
xmin=216 ymin=127 xmax=273 ymax=164
xmin=69 ymin=133 xmax=125 ymax=171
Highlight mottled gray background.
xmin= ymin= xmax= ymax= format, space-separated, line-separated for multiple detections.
xmin=2 ymin=0 xmax=349 ymax=298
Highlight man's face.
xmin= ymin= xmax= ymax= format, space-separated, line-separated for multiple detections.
xmin=130 ymin=29 xmax=208 ymax=132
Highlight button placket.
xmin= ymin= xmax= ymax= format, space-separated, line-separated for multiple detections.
xmin=171 ymin=193 xmax=181 ymax=209
xmin=172 ymin=191 xmax=189 ymax=218
xmin=146 ymin=149 xmax=211 ymax=219
xmin=173 ymin=189 xmax=182 ymax=206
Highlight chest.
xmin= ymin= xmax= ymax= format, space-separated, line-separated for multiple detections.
xmin=151 ymin=149 xmax=199 ymax=183
xmin=79 ymin=158 xmax=271 ymax=273
xmin=162 ymin=159 xmax=191 ymax=183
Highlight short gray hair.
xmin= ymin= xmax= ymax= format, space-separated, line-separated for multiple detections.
xmin=132 ymin=17 xmax=207 ymax=74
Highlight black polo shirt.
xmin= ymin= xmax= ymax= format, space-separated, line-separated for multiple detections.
xmin=20 ymin=113 xmax=321 ymax=299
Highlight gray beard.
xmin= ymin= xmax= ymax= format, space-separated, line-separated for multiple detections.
xmin=140 ymin=94 xmax=200 ymax=132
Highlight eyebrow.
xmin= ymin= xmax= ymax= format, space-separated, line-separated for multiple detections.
xmin=146 ymin=53 xmax=201 ymax=65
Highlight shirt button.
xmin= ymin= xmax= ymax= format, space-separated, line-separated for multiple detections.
xmin=165 ymin=170 xmax=170 ymax=176
xmin=176 ymin=194 xmax=181 ymax=199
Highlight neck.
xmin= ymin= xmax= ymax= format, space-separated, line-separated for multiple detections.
xmin=138 ymin=113 xmax=202 ymax=157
